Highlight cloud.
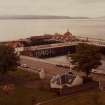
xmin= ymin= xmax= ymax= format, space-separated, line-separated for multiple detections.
xmin=76 ymin=0 xmax=105 ymax=4
xmin=0 ymin=0 xmax=104 ymax=17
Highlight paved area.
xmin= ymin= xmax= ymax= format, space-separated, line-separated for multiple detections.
xmin=20 ymin=55 xmax=105 ymax=81
xmin=20 ymin=56 xmax=70 ymax=78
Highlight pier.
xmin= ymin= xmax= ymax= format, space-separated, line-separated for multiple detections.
xmin=21 ymin=42 xmax=77 ymax=58
xmin=19 ymin=36 xmax=105 ymax=58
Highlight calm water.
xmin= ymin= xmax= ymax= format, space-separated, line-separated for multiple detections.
xmin=0 ymin=19 xmax=105 ymax=41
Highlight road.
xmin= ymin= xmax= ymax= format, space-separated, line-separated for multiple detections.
xmin=20 ymin=56 xmax=70 ymax=78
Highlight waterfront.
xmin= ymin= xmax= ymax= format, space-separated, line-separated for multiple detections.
xmin=0 ymin=19 xmax=105 ymax=41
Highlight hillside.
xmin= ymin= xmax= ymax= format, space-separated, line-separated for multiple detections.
xmin=0 ymin=15 xmax=90 ymax=19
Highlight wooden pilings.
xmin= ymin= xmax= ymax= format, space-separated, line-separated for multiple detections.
xmin=22 ymin=45 xmax=76 ymax=58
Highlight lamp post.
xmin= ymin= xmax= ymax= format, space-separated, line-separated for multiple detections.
xmin=66 ymin=54 xmax=72 ymax=72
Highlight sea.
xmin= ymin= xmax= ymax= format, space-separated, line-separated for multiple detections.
xmin=0 ymin=19 xmax=105 ymax=41
xmin=0 ymin=18 xmax=105 ymax=64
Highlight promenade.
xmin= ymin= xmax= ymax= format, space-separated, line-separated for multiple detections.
xmin=20 ymin=56 xmax=70 ymax=78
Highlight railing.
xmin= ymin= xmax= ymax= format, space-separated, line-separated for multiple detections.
xmin=77 ymin=36 xmax=105 ymax=46
xmin=24 ymin=42 xmax=78 ymax=51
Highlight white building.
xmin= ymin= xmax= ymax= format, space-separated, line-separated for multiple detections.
xmin=50 ymin=72 xmax=83 ymax=89
xmin=39 ymin=68 xmax=46 ymax=79
xmin=15 ymin=47 xmax=24 ymax=55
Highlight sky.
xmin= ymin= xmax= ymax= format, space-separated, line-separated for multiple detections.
xmin=0 ymin=0 xmax=105 ymax=17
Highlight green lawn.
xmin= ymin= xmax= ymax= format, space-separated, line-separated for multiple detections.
xmin=0 ymin=70 xmax=105 ymax=105
xmin=42 ymin=90 xmax=105 ymax=105
xmin=0 ymin=70 xmax=56 ymax=105
xmin=0 ymin=86 xmax=56 ymax=105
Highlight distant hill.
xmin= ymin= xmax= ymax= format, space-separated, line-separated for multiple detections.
xmin=95 ymin=16 xmax=105 ymax=19
xmin=0 ymin=15 xmax=90 ymax=19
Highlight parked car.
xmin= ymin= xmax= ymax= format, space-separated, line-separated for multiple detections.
xmin=21 ymin=64 xmax=29 ymax=68
xmin=56 ymin=64 xmax=70 ymax=69
xmin=92 ymin=69 xmax=105 ymax=74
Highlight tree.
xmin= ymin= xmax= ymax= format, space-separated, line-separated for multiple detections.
xmin=0 ymin=44 xmax=20 ymax=74
xmin=67 ymin=43 xmax=102 ymax=77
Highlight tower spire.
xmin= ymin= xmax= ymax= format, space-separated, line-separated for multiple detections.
xmin=67 ymin=28 xmax=69 ymax=32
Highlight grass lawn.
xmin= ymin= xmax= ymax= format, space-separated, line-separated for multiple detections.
xmin=0 ymin=69 xmax=56 ymax=105
xmin=0 ymin=70 xmax=105 ymax=105
xmin=42 ymin=90 xmax=105 ymax=105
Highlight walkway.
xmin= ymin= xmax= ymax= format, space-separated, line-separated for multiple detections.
xmin=20 ymin=56 xmax=70 ymax=78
